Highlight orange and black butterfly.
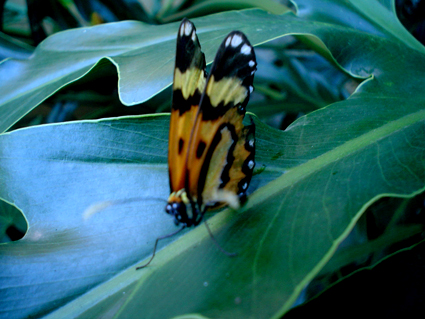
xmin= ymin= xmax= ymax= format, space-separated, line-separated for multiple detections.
xmin=137 ymin=19 xmax=256 ymax=268
xmin=167 ymin=18 xmax=256 ymax=227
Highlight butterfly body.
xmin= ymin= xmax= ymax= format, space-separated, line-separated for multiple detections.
xmin=166 ymin=19 xmax=256 ymax=228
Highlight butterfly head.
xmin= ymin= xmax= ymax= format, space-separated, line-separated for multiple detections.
xmin=166 ymin=189 xmax=203 ymax=227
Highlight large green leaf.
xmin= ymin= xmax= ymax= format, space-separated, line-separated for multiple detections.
xmin=1 ymin=0 xmax=425 ymax=318
xmin=1 ymin=0 xmax=421 ymax=133
xmin=0 ymin=9 xmax=289 ymax=133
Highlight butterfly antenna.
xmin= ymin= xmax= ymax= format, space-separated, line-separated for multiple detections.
xmin=204 ymin=220 xmax=237 ymax=257
xmin=83 ymin=197 xmax=167 ymax=220
xmin=136 ymin=225 xmax=186 ymax=270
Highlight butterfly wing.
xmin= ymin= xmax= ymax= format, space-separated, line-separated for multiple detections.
xmin=168 ymin=19 xmax=207 ymax=193
xmin=185 ymin=31 xmax=257 ymax=212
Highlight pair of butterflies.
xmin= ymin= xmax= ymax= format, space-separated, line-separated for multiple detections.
xmin=138 ymin=18 xmax=256 ymax=268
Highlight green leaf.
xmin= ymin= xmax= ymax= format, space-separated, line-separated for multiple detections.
xmin=295 ymin=0 xmax=423 ymax=52
xmin=157 ymin=0 xmax=290 ymax=23
xmin=1 ymin=0 xmax=414 ymax=133
xmin=1 ymin=1 xmax=425 ymax=318
xmin=1 ymin=10 xmax=298 ymax=133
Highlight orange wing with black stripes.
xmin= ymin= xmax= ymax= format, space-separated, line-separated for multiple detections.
xmin=166 ymin=19 xmax=256 ymax=227
xmin=168 ymin=19 xmax=207 ymax=194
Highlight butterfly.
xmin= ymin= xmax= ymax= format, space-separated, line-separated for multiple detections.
xmin=137 ymin=18 xmax=256 ymax=268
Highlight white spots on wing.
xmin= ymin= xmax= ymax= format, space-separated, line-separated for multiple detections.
xmin=249 ymin=60 xmax=255 ymax=67
xmin=225 ymin=37 xmax=231 ymax=47
xmin=241 ymin=44 xmax=251 ymax=55
xmin=184 ymin=22 xmax=193 ymax=36
xmin=248 ymin=160 xmax=254 ymax=169
xmin=179 ymin=25 xmax=184 ymax=37
xmin=191 ymin=31 xmax=197 ymax=41
xmin=231 ymin=34 xmax=243 ymax=47
xmin=249 ymin=139 xmax=255 ymax=148
xmin=242 ymin=182 xmax=248 ymax=190
xmin=249 ymin=85 xmax=254 ymax=93
xmin=251 ymin=70 xmax=255 ymax=76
